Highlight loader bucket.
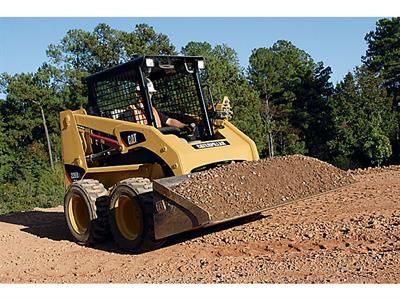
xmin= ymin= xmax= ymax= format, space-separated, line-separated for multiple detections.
xmin=152 ymin=175 xmax=209 ymax=240
xmin=151 ymin=155 xmax=355 ymax=240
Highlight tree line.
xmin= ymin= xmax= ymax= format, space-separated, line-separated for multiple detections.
xmin=0 ymin=18 xmax=399 ymax=214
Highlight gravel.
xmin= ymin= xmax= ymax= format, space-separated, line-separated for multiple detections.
xmin=172 ymin=155 xmax=355 ymax=221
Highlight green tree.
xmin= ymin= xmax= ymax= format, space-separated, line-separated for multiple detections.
xmin=0 ymin=66 xmax=65 ymax=214
xmin=0 ymin=115 xmax=13 ymax=184
xmin=248 ymin=40 xmax=333 ymax=157
xmin=47 ymin=23 xmax=176 ymax=74
xmin=0 ymin=66 xmax=63 ymax=159
xmin=363 ymin=17 xmax=400 ymax=101
xmin=327 ymin=67 xmax=395 ymax=168
xmin=182 ymin=42 xmax=265 ymax=151
xmin=294 ymin=62 xmax=334 ymax=159
xmin=0 ymin=143 xmax=64 ymax=215
xmin=327 ymin=73 xmax=361 ymax=168
xmin=363 ymin=17 xmax=400 ymax=162
xmin=363 ymin=130 xmax=392 ymax=167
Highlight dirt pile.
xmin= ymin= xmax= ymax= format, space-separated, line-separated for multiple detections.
xmin=351 ymin=164 xmax=400 ymax=176
xmin=173 ymin=155 xmax=355 ymax=221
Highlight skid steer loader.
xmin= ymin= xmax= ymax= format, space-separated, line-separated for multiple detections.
xmin=61 ymin=55 xmax=260 ymax=252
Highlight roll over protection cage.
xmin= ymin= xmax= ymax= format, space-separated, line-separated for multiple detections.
xmin=82 ymin=56 xmax=214 ymax=140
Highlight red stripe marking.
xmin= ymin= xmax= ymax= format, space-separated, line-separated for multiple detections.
xmin=89 ymin=133 xmax=121 ymax=150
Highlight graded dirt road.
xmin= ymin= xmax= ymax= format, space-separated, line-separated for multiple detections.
xmin=0 ymin=165 xmax=399 ymax=283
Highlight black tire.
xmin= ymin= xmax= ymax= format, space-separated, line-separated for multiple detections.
xmin=109 ymin=178 xmax=165 ymax=253
xmin=64 ymin=179 xmax=111 ymax=245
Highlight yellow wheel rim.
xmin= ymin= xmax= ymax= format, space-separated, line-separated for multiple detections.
xmin=68 ymin=194 xmax=90 ymax=235
xmin=115 ymin=195 xmax=141 ymax=240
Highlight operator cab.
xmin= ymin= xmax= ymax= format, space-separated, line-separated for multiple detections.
xmin=84 ymin=56 xmax=215 ymax=142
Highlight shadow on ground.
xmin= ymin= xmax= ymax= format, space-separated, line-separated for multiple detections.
xmin=0 ymin=210 xmax=268 ymax=254
xmin=0 ymin=210 xmax=122 ymax=253
xmin=0 ymin=210 xmax=70 ymax=241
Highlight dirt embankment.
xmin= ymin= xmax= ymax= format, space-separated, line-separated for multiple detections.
xmin=0 ymin=155 xmax=399 ymax=283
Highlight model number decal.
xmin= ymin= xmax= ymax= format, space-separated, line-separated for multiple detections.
xmin=192 ymin=141 xmax=230 ymax=149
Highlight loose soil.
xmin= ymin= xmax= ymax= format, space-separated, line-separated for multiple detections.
xmin=172 ymin=155 xmax=354 ymax=221
xmin=0 ymin=156 xmax=399 ymax=283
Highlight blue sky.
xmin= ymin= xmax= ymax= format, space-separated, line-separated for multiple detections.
xmin=0 ymin=17 xmax=380 ymax=85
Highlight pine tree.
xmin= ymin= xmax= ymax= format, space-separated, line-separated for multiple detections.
xmin=327 ymin=67 xmax=395 ymax=168
xmin=248 ymin=40 xmax=333 ymax=157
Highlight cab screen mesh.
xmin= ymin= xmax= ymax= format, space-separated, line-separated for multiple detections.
xmin=151 ymin=72 xmax=203 ymax=124
xmin=89 ymin=70 xmax=145 ymax=123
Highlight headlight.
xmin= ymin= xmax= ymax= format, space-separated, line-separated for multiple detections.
xmin=145 ymin=58 xmax=155 ymax=67
xmin=198 ymin=60 xmax=205 ymax=69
